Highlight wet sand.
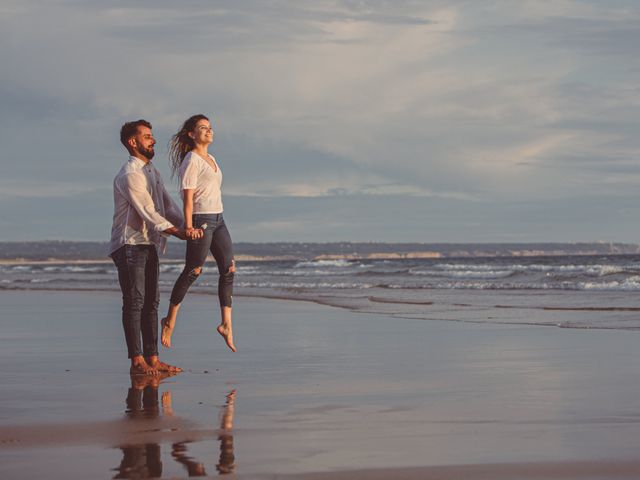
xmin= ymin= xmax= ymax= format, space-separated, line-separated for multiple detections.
xmin=3 ymin=290 xmax=640 ymax=478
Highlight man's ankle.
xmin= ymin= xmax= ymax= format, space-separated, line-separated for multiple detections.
xmin=131 ymin=355 xmax=146 ymax=366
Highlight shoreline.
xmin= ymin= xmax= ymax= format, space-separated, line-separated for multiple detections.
xmin=3 ymin=250 xmax=640 ymax=265
xmin=3 ymin=284 xmax=640 ymax=333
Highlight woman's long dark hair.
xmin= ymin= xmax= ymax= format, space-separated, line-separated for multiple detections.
xmin=169 ymin=114 xmax=209 ymax=178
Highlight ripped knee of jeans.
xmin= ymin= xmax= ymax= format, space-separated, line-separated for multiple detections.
xmin=220 ymin=260 xmax=235 ymax=277
xmin=188 ymin=266 xmax=203 ymax=281
xmin=220 ymin=261 xmax=235 ymax=286
xmin=221 ymin=269 xmax=234 ymax=283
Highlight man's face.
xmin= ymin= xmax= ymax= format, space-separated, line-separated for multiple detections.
xmin=129 ymin=126 xmax=155 ymax=161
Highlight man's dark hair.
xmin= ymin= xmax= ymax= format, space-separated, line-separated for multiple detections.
xmin=120 ymin=119 xmax=152 ymax=151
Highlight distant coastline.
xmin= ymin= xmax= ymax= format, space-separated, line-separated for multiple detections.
xmin=1 ymin=240 xmax=639 ymax=264
xmin=0 ymin=255 xmax=290 ymax=265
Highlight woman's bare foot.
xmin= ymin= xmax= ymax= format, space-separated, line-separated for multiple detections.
xmin=217 ymin=324 xmax=236 ymax=352
xmin=147 ymin=355 xmax=183 ymax=373
xmin=161 ymin=304 xmax=181 ymax=348
xmin=130 ymin=356 xmax=159 ymax=376
xmin=161 ymin=317 xmax=174 ymax=348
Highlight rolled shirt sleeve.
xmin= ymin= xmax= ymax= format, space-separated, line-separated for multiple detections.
xmin=119 ymin=172 xmax=174 ymax=233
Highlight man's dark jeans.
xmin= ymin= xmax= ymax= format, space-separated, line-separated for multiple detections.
xmin=111 ymin=244 xmax=160 ymax=359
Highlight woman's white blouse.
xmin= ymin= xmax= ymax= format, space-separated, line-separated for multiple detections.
xmin=179 ymin=151 xmax=223 ymax=214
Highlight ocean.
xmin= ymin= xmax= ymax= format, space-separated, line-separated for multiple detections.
xmin=3 ymin=254 xmax=640 ymax=331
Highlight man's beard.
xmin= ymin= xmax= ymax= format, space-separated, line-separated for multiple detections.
xmin=139 ymin=146 xmax=155 ymax=160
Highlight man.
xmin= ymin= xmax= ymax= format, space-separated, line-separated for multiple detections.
xmin=109 ymin=119 xmax=201 ymax=375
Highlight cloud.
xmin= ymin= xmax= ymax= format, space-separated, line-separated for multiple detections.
xmin=0 ymin=179 xmax=109 ymax=199
xmin=1 ymin=1 xmax=640 ymax=241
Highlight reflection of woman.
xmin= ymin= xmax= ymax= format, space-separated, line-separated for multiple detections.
xmin=217 ymin=390 xmax=237 ymax=475
xmin=161 ymin=114 xmax=236 ymax=352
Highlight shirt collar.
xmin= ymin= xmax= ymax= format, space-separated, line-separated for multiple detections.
xmin=128 ymin=155 xmax=151 ymax=168
xmin=191 ymin=151 xmax=210 ymax=161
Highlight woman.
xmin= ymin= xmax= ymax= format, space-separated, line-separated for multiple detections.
xmin=161 ymin=114 xmax=236 ymax=352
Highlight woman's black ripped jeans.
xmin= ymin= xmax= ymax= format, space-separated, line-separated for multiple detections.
xmin=170 ymin=213 xmax=234 ymax=308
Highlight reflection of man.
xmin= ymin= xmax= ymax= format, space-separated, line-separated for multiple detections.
xmin=115 ymin=374 xmax=207 ymax=478
xmin=114 ymin=376 xmax=237 ymax=477
xmin=109 ymin=120 xmax=197 ymax=375
xmin=113 ymin=442 xmax=162 ymax=479
xmin=114 ymin=375 xmax=165 ymax=478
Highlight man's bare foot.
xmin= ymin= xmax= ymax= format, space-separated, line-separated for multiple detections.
xmin=217 ymin=324 xmax=237 ymax=352
xmin=146 ymin=356 xmax=183 ymax=373
xmin=130 ymin=357 xmax=159 ymax=376
xmin=161 ymin=317 xmax=174 ymax=348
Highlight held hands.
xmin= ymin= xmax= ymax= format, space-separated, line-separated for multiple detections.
xmin=164 ymin=226 xmax=204 ymax=241
xmin=185 ymin=227 xmax=204 ymax=240
xmin=172 ymin=228 xmax=188 ymax=241
xmin=165 ymin=226 xmax=187 ymax=240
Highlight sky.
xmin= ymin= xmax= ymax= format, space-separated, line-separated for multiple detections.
xmin=1 ymin=0 xmax=639 ymax=243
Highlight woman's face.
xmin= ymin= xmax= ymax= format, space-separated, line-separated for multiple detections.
xmin=190 ymin=118 xmax=214 ymax=146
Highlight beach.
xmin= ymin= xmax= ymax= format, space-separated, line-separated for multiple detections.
xmin=2 ymin=289 xmax=640 ymax=478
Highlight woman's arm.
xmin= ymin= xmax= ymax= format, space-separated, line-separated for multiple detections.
xmin=182 ymin=189 xmax=203 ymax=240
xmin=183 ymin=188 xmax=196 ymax=237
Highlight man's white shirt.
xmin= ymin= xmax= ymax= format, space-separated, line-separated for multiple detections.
xmin=109 ymin=156 xmax=182 ymax=255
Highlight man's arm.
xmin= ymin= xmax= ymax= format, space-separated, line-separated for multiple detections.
xmin=163 ymin=226 xmax=187 ymax=240
xmin=162 ymin=183 xmax=184 ymax=228
xmin=118 ymin=172 xmax=186 ymax=239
